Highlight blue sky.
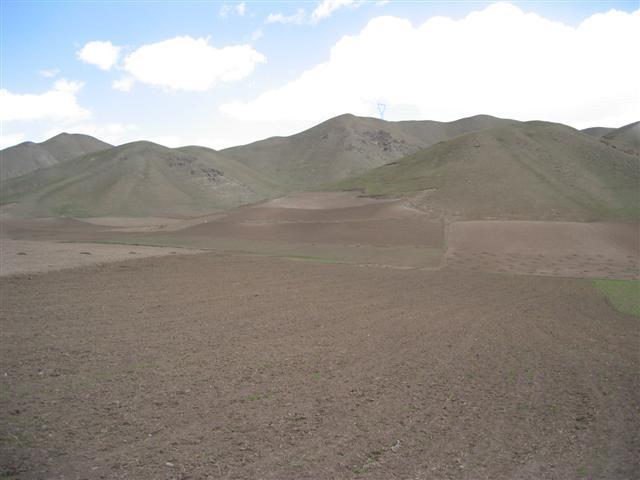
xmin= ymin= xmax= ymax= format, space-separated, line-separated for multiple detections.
xmin=1 ymin=1 xmax=639 ymax=149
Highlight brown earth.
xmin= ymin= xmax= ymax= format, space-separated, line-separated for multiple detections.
xmin=445 ymin=221 xmax=639 ymax=280
xmin=0 ymin=239 xmax=202 ymax=277
xmin=0 ymin=253 xmax=638 ymax=479
xmin=2 ymin=193 xmax=638 ymax=278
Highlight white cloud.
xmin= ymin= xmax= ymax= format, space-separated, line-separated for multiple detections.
xmin=266 ymin=9 xmax=306 ymax=25
xmin=123 ymin=36 xmax=266 ymax=92
xmin=112 ymin=77 xmax=135 ymax=92
xmin=77 ymin=41 xmax=121 ymax=70
xmin=0 ymin=79 xmax=90 ymax=123
xmin=220 ymin=2 xmax=246 ymax=18
xmin=311 ymin=0 xmax=361 ymax=22
xmin=0 ymin=132 xmax=26 ymax=149
xmin=222 ymin=3 xmax=640 ymax=129
xmin=266 ymin=2 xmax=358 ymax=25
xmin=38 ymin=68 xmax=60 ymax=78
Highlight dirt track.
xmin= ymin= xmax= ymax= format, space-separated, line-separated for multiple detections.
xmin=1 ymin=253 xmax=638 ymax=479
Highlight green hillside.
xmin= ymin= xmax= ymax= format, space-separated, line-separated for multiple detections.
xmin=1 ymin=141 xmax=280 ymax=217
xmin=0 ymin=133 xmax=112 ymax=180
xmin=222 ymin=114 xmax=518 ymax=191
xmin=332 ymin=122 xmax=640 ymax=221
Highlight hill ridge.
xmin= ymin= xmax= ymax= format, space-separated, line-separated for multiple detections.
xmin=1 ymin=133 xmax=112 ymax=180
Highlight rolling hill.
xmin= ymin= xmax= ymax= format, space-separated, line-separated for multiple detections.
xmin=3 ymin=115 xmax=637 ymax=220
xmin=600 ymin=121 xmax=640 ymax=156
xmin=0 ymin=141 xmax=280 ymax=217
xmin=581 ymin=127 xmax=616 ymax=138
xmin=222 ymin=113 xmax=517 ymax=190
xmin=0 ymin=133 xmax=112 ymax=180
xmin=332 ymin=121 xmax=640 ymax=221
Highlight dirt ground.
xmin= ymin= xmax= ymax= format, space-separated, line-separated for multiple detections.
xmin=1 ymin=192 xmax=638 ymax=478
xmin=0 ymin=253 xmax=638 ymax=479
xmin=0 ymin=194 xmax=445 ymax=273
xmin=3 ymin=195 xmax=636 ymax=278
xmin=445 ymin=221 xmax=639 ymax=280
xmin=0 ymin=239 xmax=201 ymax=277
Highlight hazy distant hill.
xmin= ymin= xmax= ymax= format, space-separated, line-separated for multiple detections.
xmin=333 ymin=121 xmax=640 ymax=221
xmin=222 ymin=114 xmax=518 ymax=190
xmin=0 ymin=133 xmax=112 ymax=180
xmin=600 ymin=121 xmax=640 ymax=156
xmin=581 ymin=127 xmax=616 ymax=138
xmin=1 ymin=141 xmax=280 ymax=217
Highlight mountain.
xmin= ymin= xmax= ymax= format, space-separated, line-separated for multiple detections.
xmin=0 ymin=133 xmax=112 ymax=180
xmin=0 ymin=141 xmax=280 ymax=217
xmin=221 ymin=114 xmax=518 ymax=190
xmin=332 ymin=121 xmax=640 ymax=221
xmin=581 ymin=126 xmax=616 ymax=138
xmin=600 ymin=121 xmax=640 ymax=156
xmin=4 ymin=115 xmax=636 ymax=220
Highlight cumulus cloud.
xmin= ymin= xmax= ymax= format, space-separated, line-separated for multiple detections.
xmin=77 ymin=41 xmax=121 ymax=70
xmin=266 ymin=9 xmax=306 ymax=25
xmin=123 ymin=36 xmax=266 ymax=92
xmin=222 ymin=3 xmax=640 ymax=129
xmin=112 ymin=77 xmax=135 ymax=92
xmin=311 ymin=0 xmax=361 ymax=22
xmin=0 ymin=79 xmax=90 ymax=123
xmin=267 ymin=1 xmax=359 ymax=25
xmin=220 ymin=2 xmax=246 ymax=18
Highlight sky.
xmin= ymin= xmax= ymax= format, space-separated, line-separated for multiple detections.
xmin=1 ymin=0 xmax=639 ymax=150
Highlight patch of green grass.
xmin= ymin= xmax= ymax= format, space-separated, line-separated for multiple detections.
xmin=288 ymin=414 xmax=306 ymax=422
xmin=246 ymin=392 xmax=271 ymax=402
xmin=256 ymin=360 xmax=273 ymax=371
xmin=94 ymin=370 xmax=117 ymax=382
xmin=125 ymin=361 xmax=156 ymax=374
xmin=350 ymin=465 xmax=365 ymax=475
xmin=1 ymin=467 xmax=19 ymax=477
xmin=593 ymin=279 xmax=640 ymax=317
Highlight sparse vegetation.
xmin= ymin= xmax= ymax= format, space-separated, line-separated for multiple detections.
xmin=593 ymin=279 xmax=640 ymax=317
xmin=332 ymin=122 xmax=640 ymax=221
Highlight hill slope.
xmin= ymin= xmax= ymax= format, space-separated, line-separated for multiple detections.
xmin=600 ymin=121 xmax=640 ymax=156
xmin=581 ymin=127 xmax=616 ymax=138
xmin=222 ymin=114 xmax=517 ymax=190
xmin=333 ymin=122 xmax=639 ymax=221
xmin=0 ymin=133 xmax=112 ymax=180
xmin=1 ymin=142 xmax=280 ymax=217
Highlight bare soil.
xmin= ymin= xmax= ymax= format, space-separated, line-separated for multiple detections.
xmin=1 ymin=254 xmax=638 ymax=479
xmin=446 ymin=221 xmax=639 ymax=280
xmin=0 ymin=239 xmax=201 ymax=277
xmin=1 ymin=193 xmax=638 ymax=478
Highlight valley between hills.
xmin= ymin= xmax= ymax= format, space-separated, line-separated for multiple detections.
xmin=0 ymin=114 xmax=638 ymax=479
